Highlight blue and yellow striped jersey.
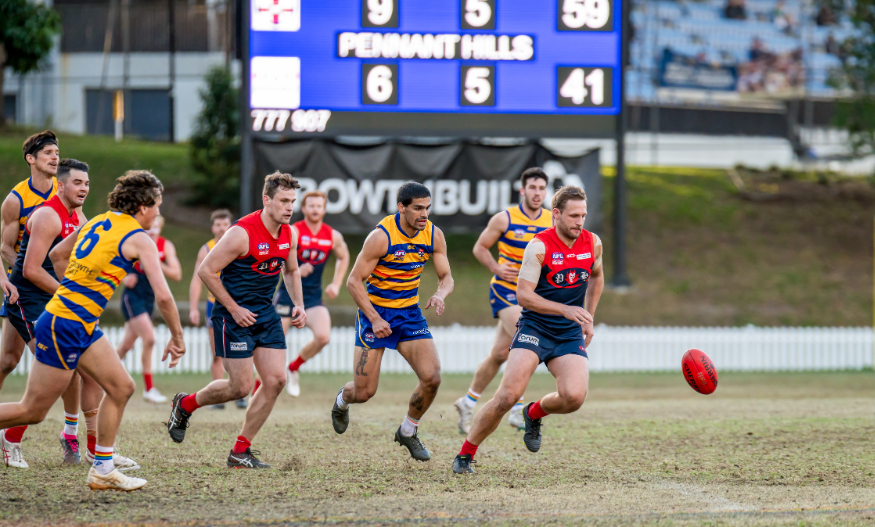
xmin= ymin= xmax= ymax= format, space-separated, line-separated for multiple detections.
xmin=366 ymin=214 xmax=434 ymax=309
xmin=490 ymin=205 xmax=553 ymax=292
xmin=9 ymin=176 xmax=57 ymax=258
xmin=205 ymin=238 xmax=217 ymax=303
xmin=46 ymin=211 xmax=144 ymax=334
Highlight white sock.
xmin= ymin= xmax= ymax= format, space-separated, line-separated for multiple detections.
xmin=461 ymin=389 xmax=480 ymax=410
xmin=93 ymin=445 xmax=114 ymax=475
xmin=513 ymin=396 xmax=524 ymax=409
xmin=336 ymin=390 xmax=349 ymax=410
xmin=400 ymin=414 xmax=419 ymax=437
xmin=63 ymin=412 xmax=78 ymax=436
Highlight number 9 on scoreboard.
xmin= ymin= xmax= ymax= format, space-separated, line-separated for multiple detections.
xmin=556 ymin=67 xmax=612 ymax=108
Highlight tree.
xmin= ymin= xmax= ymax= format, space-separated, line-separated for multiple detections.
xmin=189 ymin=65 xmax=240 ymax=209
xmin=0 ymin=0 xmax=62 ymax=126
xmin=824 ymin=0 xmax=875 ymax=160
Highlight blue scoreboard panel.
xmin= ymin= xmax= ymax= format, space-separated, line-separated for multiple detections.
xmin=246 ymin=0 xmax=622 ymax=137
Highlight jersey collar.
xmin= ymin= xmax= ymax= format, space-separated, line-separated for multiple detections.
xmin=518 ymin=204 xmax=543 ymax=221
xmin=28 ymin=176 xmax=54 ymax=200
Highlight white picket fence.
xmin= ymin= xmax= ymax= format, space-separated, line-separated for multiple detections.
xmin=9 ymin=324 xmax=875 ymax=375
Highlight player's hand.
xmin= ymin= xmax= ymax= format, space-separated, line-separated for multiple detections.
xmin=370 ymin=316 xmax=392 ymax=339
xmin=290 ymin=306 xmax=307 ymax=328
xmin=189 ymin=309 xmax=200 ymax=326
xmin=496 ymin=263 xmax=519 ymax=283
xmin=324 ymin=283 xmax=340 ymax=299
xmin=563 ymin=306 xmax=593 ymax=326
xmin=582 ymin=321 xmax=594 ymax=348
xmin=299 ymin=263 xmax=314 ymax=277
xmin=232 ymin=306 xmax=257 ymax=327
xmin=162 ymin=335 xmax=186 ymax=368
xmin=122 ymin=274 xmax=138 ymax=288
xmin=0 ymin=280 xmax=17 ymax=304
xmin=424 ymin=295 xmax=445 ymax=316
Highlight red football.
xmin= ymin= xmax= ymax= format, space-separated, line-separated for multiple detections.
xmin=682 ymin=349 xmax=718 ymax=395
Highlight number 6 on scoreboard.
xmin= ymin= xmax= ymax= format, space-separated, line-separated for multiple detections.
xmin=362 ymin=64 xmax=399 ymax=105
xmin=556 ymin=67 xmax=613 ymax=107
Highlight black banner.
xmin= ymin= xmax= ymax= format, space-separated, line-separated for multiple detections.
xmin=253 ymin=139 xmax=601 ymax=234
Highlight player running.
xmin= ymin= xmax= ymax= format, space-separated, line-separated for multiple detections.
xmin=452 ymin=186 xmax=603 ymax=474
xmin=454 ymin=168 xmax=551 ymax=434
xmin=188 ymin=209 xmax=248 ymax=410
xmin=275 ymin=190 xmax=349 ymax=397
xmin=331 ymin=182 xmax=453 ymax=462
xmin=0 ymin=171 xmax=186 ymax=491
xmin=115 ymin=215 xmax=181 ymax=404
xmin=166 ymin=172 xmax=307 ymax=469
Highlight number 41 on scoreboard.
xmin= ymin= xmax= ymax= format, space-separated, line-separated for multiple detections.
xmin=557 ymin=67 xmax=613 ymax=107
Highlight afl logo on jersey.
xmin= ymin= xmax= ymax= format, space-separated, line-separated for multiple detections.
xmin=514 ymin=229 xmax=526 ymax=239
xmin=393 ymin=250 xmax=406 ymax=260
xmin=301 ymin=235 xmax=311 ymax=245
xmin=552 ymin=252 xmax=564 ymax=265
xmin=258 ymin=242 xmax=270 ymax=255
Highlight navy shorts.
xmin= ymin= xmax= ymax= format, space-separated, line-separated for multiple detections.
xmin=121 ymin=289 xmax=153 ymax=321
xmin=355 ymin=305 xmax=432 ymax=350
xmin=510 ymin=318 xmax=588 ymax=364
xmin=34 ymin=311 xmax=104 ymax=370
xmin=273 ymin=286 xmax=322 ymax=316
xmin=211 ymin=312 xmax=287 ymax=359
xmin=4 ymin=302 xmax=36 ymax=342
xmin=489 ymin=282 xmax=518 ymax=318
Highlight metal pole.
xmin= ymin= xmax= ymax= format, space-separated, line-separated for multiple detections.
xmin=168 ymin=0 xmax=176 ymax=143
xmin=613 ymin=0 xmax=631 ymax=287
xmin=240 ymin=0 xmax=254 ymax=214
xmin=122 ymin=0 xmax=130 ymax=139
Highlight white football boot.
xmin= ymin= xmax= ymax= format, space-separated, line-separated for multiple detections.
xmin=85 ymin=448 xmax=141 ymax=472
xmin=87 ymin=467 xmax=147 ymax=492
xmin=0 ymin=430 xmax=28 ymax=468
xmin=454 ymin=398 xmax=474 ymax=435
xmin=143 ymin=387 xmax=168 ymax=404
xmin=508 ymin=404 xmax=526 ymax=431
xmin=286 ymin=369 xmax=301 ymax=397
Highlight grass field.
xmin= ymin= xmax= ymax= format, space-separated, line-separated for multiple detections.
xmin=3 ymin=370 xmax=875 ymax=526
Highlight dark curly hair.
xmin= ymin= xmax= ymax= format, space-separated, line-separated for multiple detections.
xmin=108 ymin=170 xmax=164 ymax=215
xmin=22 ymin=130 xmax=58 ymax=163
xmin=262 ymin=171 xmax=301 ymax=199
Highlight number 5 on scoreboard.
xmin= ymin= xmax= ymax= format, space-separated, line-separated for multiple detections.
xmin=556 ymin=67 xmax=612 ymax=108
xmin=460 ymin=66 xmax=495 ymax=107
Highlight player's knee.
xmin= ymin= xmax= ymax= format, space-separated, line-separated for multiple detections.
xmin=355 ymin=385 xmax=378 ymax=402
xmin=115 ymin=376 xmax=137 ymax=401
xmin=495 ymin=392 xmax=518 ymax=413
xmin=489 ymin=347 xmax=510 ymax=365
xmin=420 ymin=371 xmax=441 ymax=393
xmin=565 ymin=390 xmax=587 ymax=412
xmin=313 ymin=332 xmax=330 ymax=348
xmin=0 ymin=356 xmax=16 ymax=376
xmin=141 ymin=334 xmax=156 ymax=348
xmin=264 ymin=373 xmax=286 ymax=393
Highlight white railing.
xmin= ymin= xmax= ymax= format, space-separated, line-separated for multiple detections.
xmin=10 ymin=325 xmax=875 ymax=375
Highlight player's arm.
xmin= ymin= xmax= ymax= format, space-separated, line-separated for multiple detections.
xmin=0 ymin=194 xmax=21 ymax=268
xmin=424 ymin=227 xmax=453 ymax=316
xmin=21 ymin=207 xmax=63 ymax=294
xmin=473 ymin=211 xmax=517 ymax=282
xmin=198 ymin=226 xmax=257 ymax=327
xmin=160 ymin=239 xmax=182 ymax=281
xmin=582 ymin=234 xmax=605 ymax=347
xmin=282 ymin=228 xmax=307 ymax=329
xmin=49 ymin=228 xmax=77 ymax=280
xmin=123 ymin=232 xmax=186 ymax=367
xmin=516 ymin=239 xmax=593 ymax=326
xmin=346 ymin=228 xmax=391 ymax=338
xmin=324 ymin=229 xmax=349 ymax=299
xmin=187 ymin=244 xmax=208 ymax=326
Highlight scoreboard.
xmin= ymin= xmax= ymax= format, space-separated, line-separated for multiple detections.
xmin=246 ymin=0 xmax=623 ymax=138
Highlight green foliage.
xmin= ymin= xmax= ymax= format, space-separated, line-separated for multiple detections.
xmin=188 ymin=65 xmax=240 ymax=209
xmin=0 ymin=0 xmax=61 ymax=74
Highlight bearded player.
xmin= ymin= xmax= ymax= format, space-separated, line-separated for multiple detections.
xmin=454 ymin=168 xmax=552 ymax=434
xmin=453 ymin=186 xmax=603 ymax=474
xmin=167 ymin=172 xmax=307 ymax=469
xmin=275 ymin=190 xmax=349 ymax=397
xmin=0 ymin=170 xmax=186 ymax=491
xmin=331 ymin=182 xmax=453 ymax=462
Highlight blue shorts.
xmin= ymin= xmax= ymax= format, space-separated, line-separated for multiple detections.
xmin=489 ymin=282 xmax=518 ymax=318
xmin=211 ymin=312 xmax=286 ymax=359
xmin=34 ymin=311 xmax=104 ymax=370
xmin=510 ymin=318 xmax=588 ymax=364
xmin=206 ymin=300 xmax=214 ymax=321
xmin=273 ymin=286 xmax=322 ymax=316
xmin=4 ymin=302 xmax=36 ymax=342
xmin=121 ymin=289 xmax=153 ymax=321
xmin=355 ymin=305 xmax=432 ymax=350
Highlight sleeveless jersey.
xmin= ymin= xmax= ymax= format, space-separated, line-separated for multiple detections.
xmin=9 ymin=195 xmax=80 ymax=308
xmin=205 ymin=238 xmax=217 ymax=303
xmin=520 ymin=227 xmax=596 ymax=334
xmin=7 ymin=177 xmax=57 ymax=269
xmin=128 ymin=236 xmax=167 ymax=301
xmin=366 ymin=214 xmax=434 ymax=309
xmin=46 ymin=211 xmax=145 ymax=334
xmin=293 ymin=220 xmax=333 ymax=300
xmin=490 ymin=205 xmax=553 ymax=293
xmin=211 ymin=210 xmax=292 ymax=319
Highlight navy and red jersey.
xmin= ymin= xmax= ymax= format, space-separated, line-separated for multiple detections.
xmin=519 ymin=227 xmax=596 ymax=335
xmin=8 ymin=195 xmax=80 ymax=310
xmin=212 ymin=210 xmax=293 ymax=319
xmin=126 ymin=236 xmax=167 ymax=301
xmin=292 ymin=220 xmax=333 ymax=300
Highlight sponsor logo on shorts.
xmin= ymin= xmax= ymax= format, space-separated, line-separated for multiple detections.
xmin=275 ymin=304 xmax=291 ymax=315
xmin=410 ymin=327 xmax=430 ymax=336
xmin=507 ymin=293 xmax=516 ymax=302
xmin=517 ymin=334 xmax=539 ymax=346
xmin=279 ymin=243 xmax=290 ymax=249
xmin=393 ymin=250 xmax=406 ymax=260
xmin=364 ymin=332 xmax=375 ymax=342
xmin=230 ymin=342 xmax=248 ymax=351
xmin=37 ymin=342 xmax=48 ymax=351
xmin=67 ymin=353 xmax=77 ymax=363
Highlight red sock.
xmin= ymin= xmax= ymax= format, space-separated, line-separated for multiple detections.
xmin=288 ymin=356 xmax=306 ymax=372
xmin=180 ymin=393 xmax=201 ymax=414
xmin=4 ymin=426 xmax=27 ymax=444
xmin=527 ymin=400 xmax=548 ymax=420
xmin=87 ymin=434 xmax=97 ymax=455
xmin=232 ymin=435 xmax=251 ymax=454
xmin=143 ymin=373 xmax=154 ymax=392
xmin=253 ymin=380 xmax=261 ymax=395
xmin=459 ymin=440 xmax=478 ymax=458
